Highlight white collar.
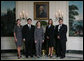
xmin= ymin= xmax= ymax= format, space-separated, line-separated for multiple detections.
xmin=28 ymin=24 xmax=31 ymax=26
xmin=49 ymin=24 xmax=51 ymax=26
xmin=59 ymin=24 xmax=62 ymax=26
xmin=48 ymin=25 xmax=51 ymax=28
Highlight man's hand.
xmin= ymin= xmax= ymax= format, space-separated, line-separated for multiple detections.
xmin=57 ymin=36 xmax=60 ymax=39
xmin=15 ymin=39 xmax=17 ymax=42
xmin=42 ymin=40 xmax=44 ymax=43
xmin=23 ymin=38 xmax=25 ymax=42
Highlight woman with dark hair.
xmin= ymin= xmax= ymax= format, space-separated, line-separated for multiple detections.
xmin=34 ymin=21 xmax=44 ymax=58
xmin=45 ymin=19 xmax=54 ymax=58
xmin=14 ymin=19 xmax=23 ymax=59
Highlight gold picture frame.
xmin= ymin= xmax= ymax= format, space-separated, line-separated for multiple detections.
xmin=34 ymin=2 xmax=49 ymax=20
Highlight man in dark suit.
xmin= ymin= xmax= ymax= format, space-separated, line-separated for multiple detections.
xmin=54 ymin=18 xmax=67 ymax=59
xmin=22 ymin=18 xmax=35 ymax=58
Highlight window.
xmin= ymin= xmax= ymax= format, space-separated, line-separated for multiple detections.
xmin=1 ymin=1 xmax=16 ymax=36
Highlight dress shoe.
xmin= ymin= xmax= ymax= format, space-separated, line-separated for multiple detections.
xmin=50 ymin=56 xmax=53 ymax=58
xmin=37 ymin=55 xmax=40 ymax=58
xmin=25 ymin=56 xmax=28 ymax=58
xmin=48 ymin=54 xmax=50 ymax=57
xmin=60 ymin=56 xmax=65 ymax=59
xmin=30 ymin=55 xmax=33 ymax=57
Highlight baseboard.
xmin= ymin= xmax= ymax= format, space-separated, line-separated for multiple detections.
xmin=1 ymin=49 xmax=22 ymax=53
xmin=1 ymin=49 xmax=83 ymax=54
xmin=66 ymin=50 xmax=83 ymax=54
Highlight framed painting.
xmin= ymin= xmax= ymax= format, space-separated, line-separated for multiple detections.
xmin=69 ymin=1 xmax=83 ymax=37
xmin=34 ymin=2 xmax=49 ymax=20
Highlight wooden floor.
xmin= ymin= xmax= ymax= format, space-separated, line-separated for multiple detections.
xmin=1 ymin=53 xmax=83 ymax=60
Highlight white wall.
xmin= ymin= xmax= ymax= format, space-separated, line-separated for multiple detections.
xmin=1 ymin=1 xmax=83 ymax=50
xmin=1 ymin=37 xmax=16 ymax=50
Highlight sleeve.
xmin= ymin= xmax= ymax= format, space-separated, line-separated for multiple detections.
xmin=45 ymin=26 xmax=48 ymax=37
xmin=60 ymin=25 xmax=67 ymax=35
xmin=51 ymin=26 xmax=54 ymax=38
xmin=14 ymin=25 xmax=16 ymax=33
xmin=42 ymin=27 xmax=44 ymax=40
xmin=54 ymin=26 xmax=57 ymax=37
xmin=22 ymin=26 xmax=26 ymax=39
xmin=64 ymin=25 xmax=67 ymax=34
xmin=34 ymin=28 xmax=37 ymax=41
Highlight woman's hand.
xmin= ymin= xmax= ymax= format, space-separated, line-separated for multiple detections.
xmin=35 ymin=40 xmax=37 ymax=43
xmin=14 ymin=33 xmax=17 ymax=42
xmin=42 ymin=40 xmax=44 ymax=43
xmin=15 ymin=38 xmax=17 ymax=42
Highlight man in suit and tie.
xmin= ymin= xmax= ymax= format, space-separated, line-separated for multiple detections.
xmin=54 ymin=18 xmax=67 ymax=59
xmin=22 ymin=18 xmax=35 ymax=58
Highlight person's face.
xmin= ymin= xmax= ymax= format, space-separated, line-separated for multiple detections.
xmin=37 ymin=22 xmax=41 ymax=27
xmin=27 ymin=20 xmax=32 ymax=24
xmin=40 ymin=6 xmax=44 ymax=11
xmin=17 ymin=20 xmax=21 ymax=25
xmin=59 ymin=20 xmax=63 ymax=24
xmin=49 ymin=20 xmax=52 ymax=25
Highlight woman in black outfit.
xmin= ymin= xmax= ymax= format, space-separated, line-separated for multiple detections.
xmin=45 ymin=19 xmax=54 ymax=57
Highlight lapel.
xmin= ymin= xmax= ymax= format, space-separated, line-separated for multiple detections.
xmin=26 ymin=24 xmax=31 ymax=30
xmin=60 ymin=24 xmax=64 ymax=31
xmin=48 ymin=25 xmax=51 ymax=29
xmin=57 ymin=24 xmax=62 ymax=32
xmin=57 ymin=25 xmax=59 ymax=30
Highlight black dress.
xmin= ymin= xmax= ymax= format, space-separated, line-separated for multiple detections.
xmin=45 ymin=25 xmax=54 ymax=47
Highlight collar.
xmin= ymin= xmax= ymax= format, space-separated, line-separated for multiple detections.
xmin=28 ymin=24 xmax=31 ymax=26
xmin=59 ymin=24 xmax=62 ymax=26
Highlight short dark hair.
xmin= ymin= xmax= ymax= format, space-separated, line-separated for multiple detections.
xmin=16 ymin=19 xmax=20 ymax=22
xmin=36 ymin=20 xmax=41 ymax=26
xmin=59 ymin=18 xmax=63 ymax=21
xmin=27 ymin=18 xmax=32 ymax=21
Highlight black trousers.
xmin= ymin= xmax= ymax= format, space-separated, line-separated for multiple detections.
xmin=56 ymin=39 xmax=66 ymax=57
xmin=25 ymin=39 xmax=35 ymax=57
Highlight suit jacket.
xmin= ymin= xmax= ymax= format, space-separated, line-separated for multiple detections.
xmin=45 ymin=25 xmax=54 ymax=40
xmin=54 ymin=24 xmax=67 ymax=41
xmin=22 ymin=24 xmax=35 ymax=42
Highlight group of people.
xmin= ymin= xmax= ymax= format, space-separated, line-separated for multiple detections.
xmin=14 ymin=18 xmax=67 ymax=59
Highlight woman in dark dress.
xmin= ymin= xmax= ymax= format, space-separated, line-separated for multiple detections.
xmin=45 ymin=19 xmax=54 ymax=57
xmin=14 ymin=19 xmax=23 ymax=59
